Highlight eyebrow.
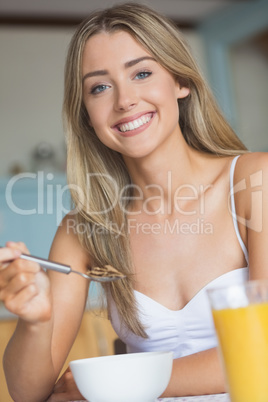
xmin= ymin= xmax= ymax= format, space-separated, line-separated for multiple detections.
xmin=82 ymin=56 xmax=156 ymax=82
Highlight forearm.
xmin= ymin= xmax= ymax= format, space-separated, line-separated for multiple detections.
xmin=3 ymin=318 xmax=56 ymax=402
xmin=162 ymin=347 xmax=226 ymax=397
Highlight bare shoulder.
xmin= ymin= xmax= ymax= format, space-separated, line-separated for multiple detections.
xmin=235 ymin=153 xmax=268 ymax=279
xmin=234 ymin=152 xmax=268 ymax=230
xmin=49 ymin=212 xmax=90 ymax=273
xmin=235 ymin=152 xmax=268 ymax=182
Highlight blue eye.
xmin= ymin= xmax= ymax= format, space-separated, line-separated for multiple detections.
xmin=135 ymin=71 xmax=152 ymax=80
xmin=90 ymin=84 xmax=109 ymax=94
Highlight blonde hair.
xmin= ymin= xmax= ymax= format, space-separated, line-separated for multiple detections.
xmin=63 ymin=3 xmax=247 ymax=337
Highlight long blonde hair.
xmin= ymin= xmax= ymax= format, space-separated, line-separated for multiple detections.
xmin=63 ymin=3 xmax=247 ymax=337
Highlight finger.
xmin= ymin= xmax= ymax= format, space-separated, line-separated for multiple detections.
xmin=46 ymin=392 xmax=86 ymax=402
xmin=47 ymin=375 xmax=85 ymax=402
xmin=46 ymin=392 xmax=85 ymax=402
xmin=53 ymin=370 xmax=69 ymax=392
xmin=4 ymin=283 xmax=39 ymax=316
xmin=0 ymin=271 xmax=36 ymax=300
xmin=0 ymin=246 xmax=21 ymax=265
xmin=53 ymin=370 xmax=75 ymax=393
xmin=53 ymin=377 xmax=66 ymax=393
xmin=0 ymin=258 xmax=40 ymax=288
xmin=46 ymin=392 xmax=65 ymax=402
xmin=52 ymin=370 xmax=84 ymax=399
xmin=5 ymin=241 xmax=29 ymax=254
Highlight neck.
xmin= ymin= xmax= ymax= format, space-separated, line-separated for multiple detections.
xmin=123 ymin=135 xmax=207 ymax=215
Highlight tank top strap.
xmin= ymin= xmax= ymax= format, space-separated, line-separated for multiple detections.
xmin=230 ymin=155 xmax=249 ymax=265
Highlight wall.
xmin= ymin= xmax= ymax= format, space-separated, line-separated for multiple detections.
xmin=199 ymin=0 xmax=268 ymax=151
xmin=0 ymin=26 xmax=74 ymax=176
xmin=0 ymin=26 xmax=208 ymax=177
xmin=231 ymin=38 xmax=268 ymax=151
xmin=1 ymin=22 xmax=267 ymax=178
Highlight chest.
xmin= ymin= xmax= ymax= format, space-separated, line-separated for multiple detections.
xmin=128 ymin=192 xmax=245 ymax=310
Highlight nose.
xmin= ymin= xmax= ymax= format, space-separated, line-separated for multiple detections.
xmin=114 ymin=83 xmax=138 ymax=112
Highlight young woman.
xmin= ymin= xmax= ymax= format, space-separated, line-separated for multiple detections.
xmin=1 ymin=3 xmax=267 ymax=401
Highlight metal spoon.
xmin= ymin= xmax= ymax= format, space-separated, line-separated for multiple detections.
xmin=18 ymin=253 xmax=125 ymax=283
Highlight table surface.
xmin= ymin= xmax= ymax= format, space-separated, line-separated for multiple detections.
xmin=158 ymin=394 xmax=230 ymax=401
xmin=73 ymin=394 xmax=230 ymax=402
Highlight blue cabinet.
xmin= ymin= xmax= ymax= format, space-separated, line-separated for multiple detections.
xmin=0 ymin=173 xmax=104 ymax=316
xmin=0 ymin=173 xmax=70 ymax=258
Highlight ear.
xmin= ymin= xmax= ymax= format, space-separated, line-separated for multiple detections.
xmin=176 ymin=84 xmax=190 ymax=99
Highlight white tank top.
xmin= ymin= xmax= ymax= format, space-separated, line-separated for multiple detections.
xmin=109 ymin=155 xmax=249 ymax=358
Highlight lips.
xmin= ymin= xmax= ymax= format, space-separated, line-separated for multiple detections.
xmin=113 ymin=112 xmax=155 ymax=134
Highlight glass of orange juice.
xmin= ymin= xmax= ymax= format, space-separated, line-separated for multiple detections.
xmin=207 ymin=280 xmax=268 ymax=402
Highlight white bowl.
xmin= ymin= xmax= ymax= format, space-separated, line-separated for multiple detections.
xmin=70 ymin=350 xmax=173 ymax=402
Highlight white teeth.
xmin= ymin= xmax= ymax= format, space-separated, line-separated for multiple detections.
xmin=118 ymin=114 xmax=152 ymax=132
xmin=141 ymin=116 xmax=147 ymax=124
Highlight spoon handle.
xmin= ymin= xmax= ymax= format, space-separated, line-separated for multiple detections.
xmin=20 ymin=253 xmax=72 ymax=274
xmin=1 ymin=247 xmax=124 ymax=282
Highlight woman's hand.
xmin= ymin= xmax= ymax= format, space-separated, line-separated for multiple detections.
xmin=46 ymin=367 xmax=85 ymax=401
xmin=0 ymin=242 xmax=52 ymax=323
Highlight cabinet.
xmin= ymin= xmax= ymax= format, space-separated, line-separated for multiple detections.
xmin=0 ymin=310 xmax=118 ymax=402
xmin=0 ymin=174 xmax=69 ymax=258
xmin=0 ymin=174 xmax=101 ymax=321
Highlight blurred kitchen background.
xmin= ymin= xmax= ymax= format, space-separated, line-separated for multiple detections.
xmin=0 ymin=2 xmax=267 ymax=400
xmin=0 ymin=0 xmax=268 ymax=178
xmin=1 ymin=0 xmax=268 ymax=175
xmin=0 ymin=0 xmax=268 ymax=281
xmin=0 ymin=0 xmax=267 ymax=279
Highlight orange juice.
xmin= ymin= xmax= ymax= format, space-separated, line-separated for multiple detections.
xmin=213 ymin=302 xmax=268 ymax=402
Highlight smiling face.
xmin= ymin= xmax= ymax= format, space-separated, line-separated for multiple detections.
xmin=82 ymin=30 xmax=189 ymax=159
